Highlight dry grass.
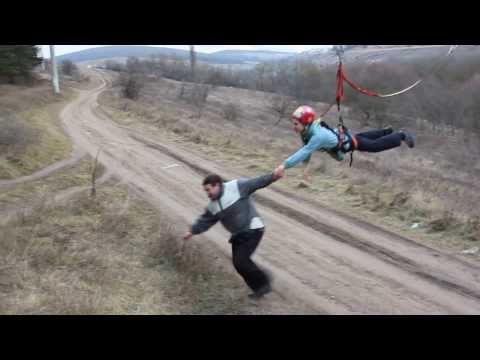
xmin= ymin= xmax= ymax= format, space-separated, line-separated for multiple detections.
xmin=0 ymin=157 xmax=94 ymax=210
xmin=0 ymin=82 xmax=75 ymax=179
xmin=0 ymin=178 xmax=254 ymax=314
xmin=1 ymin=147 xmax=253 ymax=314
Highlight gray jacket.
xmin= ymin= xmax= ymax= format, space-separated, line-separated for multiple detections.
xmin=191 ymin=173 xmax=275 ymax=237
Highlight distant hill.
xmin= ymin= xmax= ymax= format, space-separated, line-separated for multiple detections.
xmin=56 ymin=46 xmax=194 ymax=63
xmin=294 ymin=45 xmax=480 ymax=66
xmin=55 ymin=46 xmax=294 ymax=65
xmin=206 ymin=50 xmax=294 ymax=63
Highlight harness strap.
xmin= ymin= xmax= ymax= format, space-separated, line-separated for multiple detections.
xmin=349 ymin=135 xmax=358 ymax=167
xmin=350 ymin=134 xmax=358 ymax=150
xmin=320 ymin=121 xmax=355 ymax=153
xmin=319 ymin=120 xmax=357 ymax=168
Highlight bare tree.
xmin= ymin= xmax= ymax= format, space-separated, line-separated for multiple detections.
xmin=168 ymin=54 xmax=189 ymax=80
xmin=126 ymin=56 xmax=143 ymax=74
xmin=61 ymin=59 xmax=78 ymax=77
xmin=120 ymin=74 xmax=144 ymax=100
xmin=255 ymin=63 xmax=266 ymax=91
xmin=105 ymin=60 xmax=124 ymax=72
xmin=331 ymin=45 xmax=346 ymax=59
xmin=177 ymin=82 xmax=186 ymax=99
xmin=269 ymin=94 xmax=296 ymax=125
xmin=189 ymin=45 xmax=197 ymax=82
xmin=223 ymin=103 xmax=240 ymax=122
xmin=189 ymin=83 xmax=211 ymax=117
xmin=90 ymin=148 xmax=102 ymax=198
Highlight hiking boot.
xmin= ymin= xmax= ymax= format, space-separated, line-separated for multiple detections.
xmin=264 ymin=268 xmax=275 ymax=285
xmin=248 ymin=283 xmax=272 ymax=300
xmin=399 ymin=129 xmax=415 ymax=148
xmin=383 ymin=125 xmax=393 ymax=135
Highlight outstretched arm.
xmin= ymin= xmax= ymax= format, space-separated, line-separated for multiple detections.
xmin=238 ymin=172 xmax=280 ymax=196
xmin=189 ymin=209 xmax=219 ymax=236
xmin=283 ymin=137 xmax=322 ymax=169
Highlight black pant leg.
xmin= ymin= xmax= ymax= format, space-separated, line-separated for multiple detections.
xmin=356 ymin=132 xmax=403 ymax=153
xmin=231 ymin=229 xmax=269 ymax=292
xmin=356 ymin=128 xmax=392 ymax=140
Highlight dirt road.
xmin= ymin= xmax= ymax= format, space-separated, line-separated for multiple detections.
xmin=59 ymin=70 xmax=480 ymax=314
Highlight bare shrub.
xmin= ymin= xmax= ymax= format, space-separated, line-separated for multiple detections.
xmin=460 ymin=216 xmax=480 ymax=241
xmin=186 ymin=83 xmax=211 ymax=117
xmin=223 ymin=103 xmax=240 ymax=122
xmin=61 ymin=60 xmax=78 ymax=77
xmin=177 ymin=83 xmax=186 ymax=99
xmin=187 ymin=132 xmax=208 ymax=145
xmin=428 ymin=211 xmax=456 ymax=232
xmin=119 ymin=74 xmax=144 ymax=100
xmin=126 ymin=56 xmax=144 ymax=74
xmin=0 ymin=114 xmax=37 ymax=152
xmin=105 ymin=60 xmax=124 ymax=72
xmin=389 ymin=191 xmax=410 ymax=208
xmin=97 ymin=198 xmax=131 ymax=239
xmin=90 ymin=148 xmax=102 ymax=198
xmin=144 ymin=217 xmax=218 ymax=283
xmin=191 ymin=84 xmax=210 ymax=104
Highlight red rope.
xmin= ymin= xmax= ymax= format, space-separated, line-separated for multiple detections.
xmin=336 ymin=62 xmax=345 ymax=105
xmin=342 ymin=72 xmax=380 ymax=97
xmin=336 ymin=62 xmax=379 ymax=108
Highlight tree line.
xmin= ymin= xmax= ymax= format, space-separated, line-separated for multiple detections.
xmin=104 ymin=49 xmax=480 ymax=134
xmin=0 ymin=45 xmax=43 ymax=84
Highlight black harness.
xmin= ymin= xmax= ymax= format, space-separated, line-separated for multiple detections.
xmin=303 ymin=119 xmax=358 ymax=167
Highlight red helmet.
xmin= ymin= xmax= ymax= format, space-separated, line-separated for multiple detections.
xmin=291 ymin=106 xmax=316 ymax=125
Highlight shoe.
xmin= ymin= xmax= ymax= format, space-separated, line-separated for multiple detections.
xmin=383 ymin=125 xmax=393 ymax=135
xmin=248 ymin=283 xmax=272 ymax=300
xmin=264 ymin=268 xmax=275 ymax=285
xmin=399 ymin=129 xmax=415 ymax=148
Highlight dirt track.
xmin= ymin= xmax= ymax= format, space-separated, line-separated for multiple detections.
xmin=0 ymin=145 xmax=86 ymax=189
xmin=59 ymin=70 xmax=480 ymax=314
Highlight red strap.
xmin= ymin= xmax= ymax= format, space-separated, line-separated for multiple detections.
xmin=351 ymin=135 xmax=358 ymax=150
xmin=336 ymin=62 xmax=344 ymax=105
xmin=336 ymin=62 xmax=379 ymax=107
xmin=342 ymin=72 xmax=380 ymax=97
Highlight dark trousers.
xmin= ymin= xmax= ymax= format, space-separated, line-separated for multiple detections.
xmin=355 ymin=128 xmax=402 ymax=153
xmin=230 ymin=229 xmax=270 ymax=292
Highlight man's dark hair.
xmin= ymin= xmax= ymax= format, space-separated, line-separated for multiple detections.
xmin=202 ymin=174 xmax=224 ymax=186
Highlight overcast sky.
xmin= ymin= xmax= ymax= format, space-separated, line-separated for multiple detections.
xmin=40 ymin=45 xmax=332 ymax=58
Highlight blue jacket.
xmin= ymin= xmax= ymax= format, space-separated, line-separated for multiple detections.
xmin=283 ymin=120 xmax=339 ymax=169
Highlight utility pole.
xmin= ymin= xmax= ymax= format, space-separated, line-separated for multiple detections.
xmin=49 ymin=45 xmax=60 ymax=94
xmin=38 ymin=46 xmax=45 ymax=71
